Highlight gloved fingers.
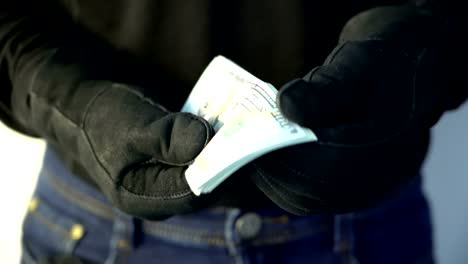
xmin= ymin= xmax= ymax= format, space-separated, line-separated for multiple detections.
xmin=115 ymin=163 xmax=211 ymax=218
xmin=278 ymin=41 xmax=415 ymax=143
xmin=249 ymin=126 xmax=429 ymax=215
xmin=132 ymin=112 xmax=214 ymax=166
xmin=339 ymin=5 xmax=436 ymax=44
xmin=85 ymin=84 xmax=213 ymax=167
xmin=277 ymin=73 xmax=357 ymax=129
xmin=277 ymin=41 xmax=385 ymax=129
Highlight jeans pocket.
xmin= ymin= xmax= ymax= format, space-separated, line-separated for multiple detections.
xmin=21 ymin=196 xmax=86 ymax=263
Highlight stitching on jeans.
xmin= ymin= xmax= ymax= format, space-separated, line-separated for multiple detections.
xmin=146 ymin=222 xmax=224 ymax=237
xmin=25 ymin=197 xmax=78 ymax=239
xmin=43 ymin=169 xmax=115 ymax=220
xmin=28 ymin=209 xmax=69 ymax=237
xmin=144 ymin=222 xmax=226 ymax=247
xmin=250 ymin=224 xmax=329 ymax=246
xmin=144 ymin=218 xmax=330 ymax=248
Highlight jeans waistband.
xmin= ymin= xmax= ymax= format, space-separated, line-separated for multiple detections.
xmin=37 ymin=147 xmax=332 ymax=248
xmin=39 ymin=147 xmax=116 ymax=220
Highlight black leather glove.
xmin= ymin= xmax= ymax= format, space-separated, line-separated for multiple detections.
xmin=249 ymin=5 xmax=463 ymax=215
xmin=1 ymin=4 xmax=224 ymax=219
xmin=16 ymin=48 xmax=218 ymax=219
xmin=25 ymin=51 xmax=221 ymax=218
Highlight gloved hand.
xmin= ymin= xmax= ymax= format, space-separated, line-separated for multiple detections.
xmin=11 ymin=42 xmax=216 ymax=220
xmin=249 ymin=5 xmax=458 ymax=215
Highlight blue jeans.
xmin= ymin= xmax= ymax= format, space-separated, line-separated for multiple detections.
xmin=21 ymin=147 xmax=434 ymax=264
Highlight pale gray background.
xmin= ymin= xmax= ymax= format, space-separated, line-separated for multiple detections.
xmin=0 ymin=102 xmax=467 ymax=263
xmin=423 ymin=102 xmax=468 ymax=264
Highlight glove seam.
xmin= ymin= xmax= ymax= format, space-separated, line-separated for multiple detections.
xmin=29 ymin=92 xmax=81 ymax=130
xmin=262 ymin=165 xmax=326 ymax=203
xmin=110 ymin=83 xmax=171 ymax=114
xmin=120 ymin=186 xmax=193 ymax=200
xmin=278 ymin=161 xmax=326 ymax=184
xmin=141 ymin=115 xmax=213 ymax=167
xmin=80 ymin=129 xmax=194 ymax=200
xmin=89 ymin=84 xmax=210 ymax=166
xmin=27 ymin=49 xmax=81 ymax=130
xmin=324 ymin=41 xmax=349 ymax=65
xmin=27 ymin=49 xmax=99 ymax=131
xmin=252 ymin=164 xmax=310 ymax=215
xmin=82 ymin=85 xmax=197 ymax=199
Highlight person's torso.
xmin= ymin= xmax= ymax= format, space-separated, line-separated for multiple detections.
xmin=58 ymin=0 xmax=407 ymax=90
xmin=52 ymin=0 xmax=408 ymax=205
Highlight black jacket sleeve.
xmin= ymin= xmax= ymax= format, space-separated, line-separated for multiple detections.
xmin=0 ymin=1 xmax=51 ymax=135
xmin=411 ymin=0 xmax=468 ymax=109
xmin=0 ymin=1 xmax=185 ymax=135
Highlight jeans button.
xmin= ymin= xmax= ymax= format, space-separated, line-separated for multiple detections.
xmin=235 ymin=212 xmax=262 ymax=240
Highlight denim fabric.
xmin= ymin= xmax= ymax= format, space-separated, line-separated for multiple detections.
xmin=21 ymin=147 xmax=434 ymax=264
